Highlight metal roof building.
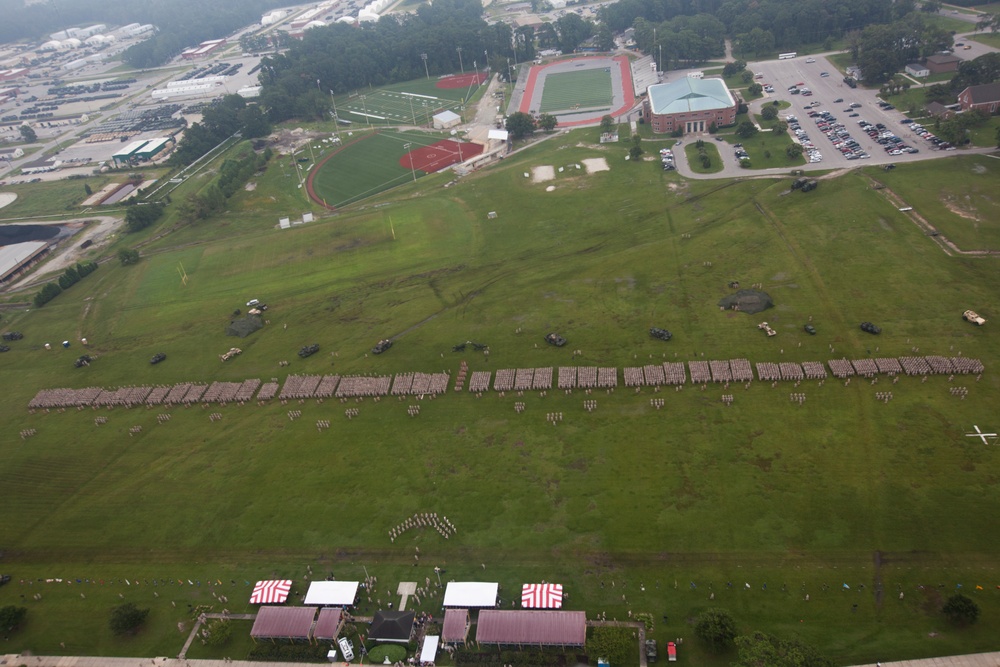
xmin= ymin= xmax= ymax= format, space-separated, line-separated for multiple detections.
xmin=475 ymin=610 xmax=587 ymax=647
xmin=642 ymin=77 xmax=737 ymax=135
xmin=250 ymin=606 xmax=318 ymax=641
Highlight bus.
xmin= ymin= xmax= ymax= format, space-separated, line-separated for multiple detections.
xmin=778 ymin=52 xmax=797 ymax=60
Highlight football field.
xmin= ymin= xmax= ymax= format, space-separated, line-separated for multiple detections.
xmin=538 ymin=68 xmax=613 ymax=113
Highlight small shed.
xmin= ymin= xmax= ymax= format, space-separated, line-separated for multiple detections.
xmin=420 ymin=635 xmax=440 ymax=664
xmin=905 ymin=63 xmax=929 ymax=78
xmin=433 ymin=110 xmax=461 ymax=129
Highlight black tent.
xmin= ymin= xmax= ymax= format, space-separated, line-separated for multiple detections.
xmin=369 ymin=610 xmax=415 ymax=643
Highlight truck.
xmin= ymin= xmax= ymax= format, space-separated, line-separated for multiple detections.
xmin=963 ymin=310 xmax=986 ymax=326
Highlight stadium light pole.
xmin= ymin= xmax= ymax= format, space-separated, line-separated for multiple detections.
xmin=456 ymin=46 xmax=464 ymax=74
xmin=420 ymin=53 xmax=429 ymax=79
xmin=403 ymin=142 xmax=416 ymax=182
xmin=360 ymin=95 xmax=371 ymax=129
xmin=408 ymin=95 xmax=416 ymax=125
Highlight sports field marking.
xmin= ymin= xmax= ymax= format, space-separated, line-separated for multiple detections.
xmin=539 ymin=68 xmax=612 ymax=113
xmin=401 ymin=92 xmax=440 ymax=101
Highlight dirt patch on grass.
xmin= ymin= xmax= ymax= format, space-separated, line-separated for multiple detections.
xmin=582 ymin=157 xmax=610 ymax=173
xmin=0 ymin=192 xmax=17 ymax=209
xmin=532 ymin=165 xmax=555 ymax=183
xmin=941 ymin=196 xmax=979 ymax=220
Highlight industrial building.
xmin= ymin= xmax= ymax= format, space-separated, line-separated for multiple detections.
xmin=642 ymin=77 xmax=737 ymax=134
xmin=181 ymin=39 xmax=227 ymax=60
xmin=111 ymin=137 xmax=174 ymax=166
xmin=0 ymin=68 xmax=28 ymax=82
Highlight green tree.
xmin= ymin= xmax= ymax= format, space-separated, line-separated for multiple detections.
xmin=505 ymin=112 xmax=536 ymax=139
xmin=109 ymin=602 xmax=149 ymax=636
xmin=0 ymin=605 xmax=27 ymax=632
xmin=600 ymin=115 xmax=615 ymax=134
xmin=734 ymin=631 xmax=832 ymax=667
xmin=586 ymin=626 xmax=633 ymax=666
xmin=84 ymin=183 xmax=93 ymax=196
xmin=202 ymin=618 xmax=233 ymax=646
xmin=738 ymin=27 xmax=774 ymax=57
xmin=943 ymin=593 xmax=980 ymax=626
xmin=118 ymin=249 xmax=141 ymax=266
xmin=722 ymin=60 xmax=747 ymax=77
xmin=773 ymin=120 xmax=788 ymax=135
xmin=761 ymin=105 xmax=778 ymax=121
xmin=748 ymin=82 xmax=763 ymax=96
xmin=19 ymin=124 xmax=37 ymax=143
xmin=238 ymin=105 xmax=272 ymax=139
xmin=124 ymin=202 xmax=166 ymax=233
xmin=595 ymin=23 xmax=615 ymax=51
xmin=33 ymin=282 xmax=62 ymax=307
xmin=741 ymin=70 xmax=754 ymax=83
xmin=694 ymin=608 xmax=738 ymax=652
xmin=538 ymin=113 xmax=558 ymax=132
xmin=629 ymin=133 xmax=643 ymax=160
xmin=736 ymin=121 xmax=758 ymax=139
xmin=555 ymin=13 xmax=594 ymax=53
xmin=786 ymin=142 xmax=803 ymax=159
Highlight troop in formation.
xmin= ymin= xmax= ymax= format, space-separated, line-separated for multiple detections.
xmin=26 ymin=355 xmax=986 ymax=410
xmin=389 ymin=512 xmax=455 ymax=543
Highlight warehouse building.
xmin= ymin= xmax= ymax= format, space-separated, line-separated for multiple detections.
xmin=642 ymin=77 xmax=737 ymax=134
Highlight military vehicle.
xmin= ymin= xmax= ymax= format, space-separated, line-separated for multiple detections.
xmin=804 ymin=324 xmax=816 ymax=335
xmin=372 ymin=339 xmax=393 ymax=354
xmin=645 ymin=639 xmax=658 ymax=663
xmin=0 ymin=344 xmax=9 ymax=353
xmin=800 ymin=180 xmax=818 ymax=192
xmin=758 ymin=321 xmax=777 ymax=336
xmin=963 ymin=310 xmax=986 ymax=326
xmin=2 ymin=331 xmax=23 ymax=341
xmin=860 ymin=321 xmax=881 ymax=334
xmin=298 ymin=343 xmax=320 ymax=358
xmin=544 ymin=333 xmax=567 ymax=347
xmin=649 ymin=327 xmax=672 ymax=341
xmin=220 ymin=347 xmax=242 ymax=361
xmin=0 ymin=574 xmax=10 ymax=586
xmin=150 ymin=352 xmax=167 ymax=364
xmin=74 ymin=354 xmax=93 ymax=368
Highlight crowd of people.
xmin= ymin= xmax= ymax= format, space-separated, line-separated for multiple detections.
xmin=25 ymin=354 xmax=989 ymax=412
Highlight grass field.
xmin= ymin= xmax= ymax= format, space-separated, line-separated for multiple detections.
xmin=308 ymin=129 xmax=446 ymax=207
xmin=1 ymin=128 xmax=1000 ymax=665
xmin=969 ymin=31 xmax=1000 ymax=48
xmin=684 ymin=140 xmax=724 ymax=173
xmin=334 ymin=76 xmax=479 ymax=127
xmin=539 ymin=69 xmax=613 ymax=113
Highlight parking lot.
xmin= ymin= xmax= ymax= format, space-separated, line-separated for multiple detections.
xmin=750 ymin=54 xmax=959 ymax=169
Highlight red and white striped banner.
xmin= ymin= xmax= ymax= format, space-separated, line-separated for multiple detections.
xmin=250 ymin=580 xmax=292 ymax=604
xmin=521 ymin=583 xmax=563 ymax=608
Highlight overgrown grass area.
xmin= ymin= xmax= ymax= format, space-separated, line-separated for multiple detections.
xmin=969 ymin=31 xmax=1000 ymax=48
xmin=1 ymin=128 xmax=999 ymax=665
xmin=0 ymin=176 xmax=117 ymax=219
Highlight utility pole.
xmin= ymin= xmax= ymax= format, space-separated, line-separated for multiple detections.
xmin=403 ymin=142 xmax=416 ymax=182
xmin=456 ymin=46 xmax=464 ymax=74
xmin=420 ymin=53 xmax=429 ymax=79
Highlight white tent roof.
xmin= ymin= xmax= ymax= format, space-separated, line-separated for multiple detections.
xmin=488 ymin=129 xmax=509 ymax=141
xmin=443 ymin=582 xmax=498 ymax=608
xmin=433 ymin=110 xmax=461 ymax=124
xmin=304 ymin=580 xmax=360 ymax=606
xmin=420 ymin=635 xmax=440 ymax=663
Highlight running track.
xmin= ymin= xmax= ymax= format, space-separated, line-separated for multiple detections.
xmin=518 ymin=55 xmax=636 ymax=127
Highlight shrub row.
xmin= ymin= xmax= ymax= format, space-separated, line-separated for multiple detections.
xmin=34 ymin=261 xmax=98 ymax=307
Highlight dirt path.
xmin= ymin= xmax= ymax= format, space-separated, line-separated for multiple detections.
xmin=864 ymin=175 xmax=1000 ymax=257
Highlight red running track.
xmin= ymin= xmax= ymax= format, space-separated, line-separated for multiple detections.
xmin=518 ymin=55 xmax=636 ymax=127
xmin=437 ymin=72 xmax=489 ymax=89
xmin=399 ymin=139 xmax=483 ymax=172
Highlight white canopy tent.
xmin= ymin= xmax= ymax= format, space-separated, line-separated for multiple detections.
xmin=443 ymin=582 xmax=498 ymax=608
xmin=420 ymin=635 xmax=440 ymax=663
xmin=304 ymin=580 xmax=360 ymax=606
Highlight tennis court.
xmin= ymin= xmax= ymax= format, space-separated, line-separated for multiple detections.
xmin=538 ymin=68 xmax=612 ymax=113
xmin=334 ymin=76 xmax=481 ymax=127
xmin=307 ymin=130 xmax=480 ymax=208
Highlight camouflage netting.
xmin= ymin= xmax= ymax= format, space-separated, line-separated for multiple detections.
xmin=226 ymin=315 xmax=264 ymax=338
xmin=718 ymin=289 xmax=774 ymax=315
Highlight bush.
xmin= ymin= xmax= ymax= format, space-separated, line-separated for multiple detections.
xmin=124 ymin=202 xmax=166 ymax=233
xmin=201 ymin=618 xmax=232 ymax=646
xmin=109 ymin=602 xmax=149 ymax=636
xmin=586 ymin=626 xmax=633 ymax=666
xmin=694 ymin=608 xmax=738 ymax=652
xmin=943 ymin=593 xmax=979 ymax=626
xmin=118 ymin=249 xmax=141 ymax=266
xmin=0 ymin=605 xmax=27 ymax=632
xmin=33 ymin=282 xmax=62 ymax=307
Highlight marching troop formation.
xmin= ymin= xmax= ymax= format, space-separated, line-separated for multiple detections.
xmin=26 ymin=354 xmax=986 ymax=410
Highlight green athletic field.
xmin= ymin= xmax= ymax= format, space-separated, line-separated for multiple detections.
xmin=334 ymin=76 xmax=478 ymax=127
xmin=539 ymin=68 xmax=612 ymax=113
xmin=308 ymin=129 xmax=438 ymax=208
xmin=1 ymin=130 xmax=999 ymax=664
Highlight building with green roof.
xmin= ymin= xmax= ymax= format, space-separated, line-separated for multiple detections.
xmin=642 ymin=76 xmax=737 ymax=134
